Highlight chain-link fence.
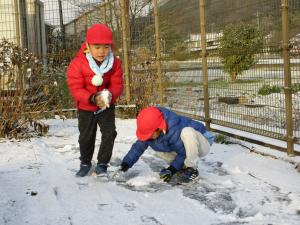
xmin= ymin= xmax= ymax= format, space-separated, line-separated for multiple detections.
xmin=0 ymin=0 xmax=299 ymax=154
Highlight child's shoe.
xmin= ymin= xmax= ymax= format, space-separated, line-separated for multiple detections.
xmin=76 ymin=163 xmax=92 ymax=177
xmin=179 ymin=167 xmax=199 ymax=183
xmin=94 ymin=163 xmax=108 ymax=177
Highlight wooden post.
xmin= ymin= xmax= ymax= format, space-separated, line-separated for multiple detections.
xmin=199 ymin=0 xmax=210 ymax=128
xmin=13 ymin=0 xmax=21 ymax=46
xmin=121 ymin=0 xmax=131 ymax=103
xmin=124 ymin=0 xmax=131 ymax=51
xmin=13 ymin=0 xmax=24 ymax=114
xmin=281 ymin=0 xmax=295 ymax=156
xmin=153 ymin=0 xmax=164 ymax=106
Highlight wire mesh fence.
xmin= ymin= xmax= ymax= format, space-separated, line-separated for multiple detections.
xmin=159 ymin=0 xmax=300 ymax=153
xmin=205 ymin=0 xmax=286 ymax=139
xmin=0 ymin=0 xmax=299 ymax=153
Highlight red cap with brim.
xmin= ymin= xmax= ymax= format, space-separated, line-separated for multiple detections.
xmin=136 ymin=107 xmax=167 ymax=141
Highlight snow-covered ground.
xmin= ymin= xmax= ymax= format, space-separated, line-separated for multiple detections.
xmin=1 ymin=118 xmax=300 ymax=225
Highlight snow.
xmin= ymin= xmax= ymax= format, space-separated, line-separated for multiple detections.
xmin=211 ymin=123 xmax=300 ymax=152
xmin=1 ymin=118 xmax=300 ymax=225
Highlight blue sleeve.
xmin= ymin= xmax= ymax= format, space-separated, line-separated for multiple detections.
xmin=170 ymin=147 xmax=186 ymax=170
xmin=202 ymin=131 xmax=215 ymax=145
xmin=122 ymin=141 xmax=149 ymax=168
xmin=189 ymin=120 xmax=207 ymax=134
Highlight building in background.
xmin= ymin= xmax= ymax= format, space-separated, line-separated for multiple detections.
xmin=26 ymin=0 xmax=47 ymax=58
xmin=0 ymin=0 xmax=47 ymax=57
xmin=64 ymin=1 xmax=120 ymax=51
xmin=185 ymin=33 xmax=223 ymax=52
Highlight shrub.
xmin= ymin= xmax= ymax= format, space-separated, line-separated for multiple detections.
xmin=0 ymin=39 xmax=64 ymax=138
xmin=258 ymin=84 xmax=281 ymax=95
xmin=292 ymin=83 xmax=300 ymax=93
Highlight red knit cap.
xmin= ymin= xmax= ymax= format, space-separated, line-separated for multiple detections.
xmin=136 ymin=107 xmax=167 ymax=141
xmin=86 ymin=24 xmax=113 ymax=44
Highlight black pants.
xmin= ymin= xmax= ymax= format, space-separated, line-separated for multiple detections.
xmin=78 ymin=106 xmax=117 ymax=165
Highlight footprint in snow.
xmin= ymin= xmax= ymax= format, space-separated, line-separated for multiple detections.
xmin=123 ymin=202 xmax=136 ymax=211
xmin=76 ymin=181 xmax=89 ymax=190
xmin=97 ymin=203 xmax=109 ymax=211
xmin=140 ymin=216 xmax=164 ymax=225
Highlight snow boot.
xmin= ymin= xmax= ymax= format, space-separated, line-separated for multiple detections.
xmin=76 ymin=163 xmax=92 ymax=177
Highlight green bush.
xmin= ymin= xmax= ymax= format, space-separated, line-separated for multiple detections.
xmin=258 ymin=84 xmax=281 ymax=95
xmin=292 ymin=83 xmax=300 ymax=93
xmin=214 ymin=134 xmax=233 ymax=144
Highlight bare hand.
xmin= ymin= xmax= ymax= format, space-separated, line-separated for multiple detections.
xmin=94 ymin=95 xmax=106 ymax=108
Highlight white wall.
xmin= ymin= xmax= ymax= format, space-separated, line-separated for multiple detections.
xmin=0 ymin=0 xmax=23 ymax=45
xmin=0 ymin=0 xmax=47 ymax=57
xmin=26 ymin=0 xmax=47 ymax=57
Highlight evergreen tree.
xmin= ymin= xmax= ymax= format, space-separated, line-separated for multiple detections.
xmin=219 ymin=23 xmax=263 ymax=82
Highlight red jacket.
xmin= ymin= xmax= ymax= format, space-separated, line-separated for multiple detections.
xmin=67 ymin=44 xmax=123 ymax=111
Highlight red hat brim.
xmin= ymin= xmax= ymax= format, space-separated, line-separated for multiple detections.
xmin=86 ymin=39 xmax=113 ymax=45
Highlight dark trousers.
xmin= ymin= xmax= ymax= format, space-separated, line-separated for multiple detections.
xmin=78 ymin=106 xmax=117 ymax=165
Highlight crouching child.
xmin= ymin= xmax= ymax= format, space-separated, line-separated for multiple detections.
xmin=120 ymin=107 xmax=215 ymax=183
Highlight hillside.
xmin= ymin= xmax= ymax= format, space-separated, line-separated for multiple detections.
xmin=158 ymin=0 xmax=282 ymax=35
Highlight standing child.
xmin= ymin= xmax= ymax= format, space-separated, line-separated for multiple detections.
xmin=120 ymin=107 xmax=214 ymax=183
xmin=67 ymin=24 xmax=123 ymax=177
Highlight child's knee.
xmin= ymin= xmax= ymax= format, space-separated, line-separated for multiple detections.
xmin=197 ymin=133 xmax=210 ymax=157
xmin=180 ymin=127 xmax=197 ymax=141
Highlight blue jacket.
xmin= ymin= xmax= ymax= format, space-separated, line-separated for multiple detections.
xmin=122 ymin=107 xmax=214 ymax=170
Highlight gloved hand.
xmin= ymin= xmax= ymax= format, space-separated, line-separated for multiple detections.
xmin=159 ymin=166 xmax=177 ymax=182
xmin=111 ymin=163 xmax=129 ymax=182
xmin=120 ymin=162 xmax=130 ymax=172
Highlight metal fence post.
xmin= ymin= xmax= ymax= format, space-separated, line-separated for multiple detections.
xmin=153 ymin=0 xmax=164 ymax=106
xmin=58 ymin=0 xmax=66 ymax=51
xmin=199 ymin=0 xmax=210 ymax=128
xmin=281 ymin=0 xmax=295 ymax=156
xmin=103 ymin=0 xmax=107 ymax=24
xmin=84 ymin=14 xmax=88 ymax=33
xmin=121 ymin=0 xmax=131 ymax=103
xmin=74 ymin=20 xmax=78 ymax=49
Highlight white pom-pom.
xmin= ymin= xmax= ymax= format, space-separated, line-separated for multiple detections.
xmin=91 ymin=75 xmax=103 ymax=86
